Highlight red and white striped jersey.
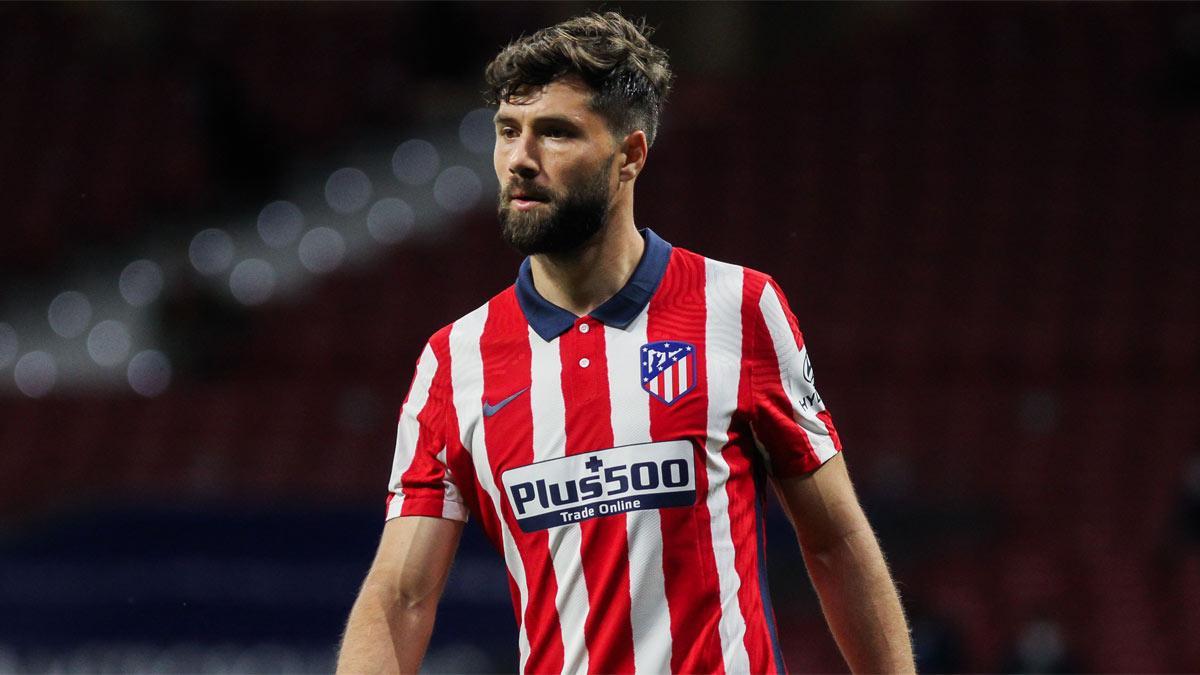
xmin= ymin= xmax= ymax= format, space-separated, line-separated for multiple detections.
xmin=386 ymin=229 xmax=842 ymax=674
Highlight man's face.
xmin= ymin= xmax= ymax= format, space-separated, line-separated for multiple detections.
xmin=493 ymin=75 xmax=620 ymax=256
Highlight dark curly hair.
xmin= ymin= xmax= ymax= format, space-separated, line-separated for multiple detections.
xmin=484 ymin=11 xmax=675 ymax=146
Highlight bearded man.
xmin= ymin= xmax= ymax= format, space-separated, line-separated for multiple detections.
xmin=338 ymin=11 xmax=913 ymax=674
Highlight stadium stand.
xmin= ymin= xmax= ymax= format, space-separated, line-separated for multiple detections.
xmin=1 ymin=2 xmax=1197 ymax=671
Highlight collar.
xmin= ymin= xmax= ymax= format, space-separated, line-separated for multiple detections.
xmin=515 ymin=228 xmax=673 ymax=342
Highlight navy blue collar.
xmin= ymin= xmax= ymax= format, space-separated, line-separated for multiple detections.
xmin=515 ymin=228 xmax=673 ymax=341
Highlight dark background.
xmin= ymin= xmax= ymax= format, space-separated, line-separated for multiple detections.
xmin=1 ymin=2 xmax=1199 ymax=672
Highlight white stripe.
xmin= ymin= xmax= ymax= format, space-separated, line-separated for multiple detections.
xmin=386 ymin=343 xmax=439 ymax=520
xmin=704 ymin=257 xmax=752 ymax=674
xmin=450 ymin=304 xmax=533 ymax=671
xmin=677 ymin=352 xmax=689 ymax=393
xmin=528 ymin=326 xmax=590 ymax=675
xmin=437 ymin=444 xmax=468 ymax=521
xmin=607 ymin=313 xmax=673 ymax=671
xmin=663 ymin=365 xmax=674 ymax=402
xmin=758 ymin=283 xmax=838 ymax=462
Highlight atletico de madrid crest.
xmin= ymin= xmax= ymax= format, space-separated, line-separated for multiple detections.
xmin=641 ymin=341 xmax=697 ymax=406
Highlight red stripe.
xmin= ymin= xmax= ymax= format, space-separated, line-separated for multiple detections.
xmin=647 ymin=250 xmax=726 ymax=674
xmin=767 ymin=276 xmax=843 ymax=455
xmin=818 ymin=409 xmax=844 ymax=452
xmin=739 ymin=269 xmax=786 ymax=673
xmin=398 ymin=328 xmax=454 ymax=518
xmin=559 ymin=318 xmax=636 ymax=674
xmin=745 ymin=273 xmax=823 ymax=476
xmin=431 ymin=324 xmax=502 ymax=548
xmin=727 ymin=448 xmax=778 ymax=673
xmin=480 ymin=291 xmax=565 ymax=674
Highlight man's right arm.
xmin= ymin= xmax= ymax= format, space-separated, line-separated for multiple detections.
xmin=337 ymin=515 xmax=464 ymax=674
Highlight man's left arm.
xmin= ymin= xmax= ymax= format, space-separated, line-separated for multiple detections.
xmin=775 ymin=452 xmax=915 ymax=673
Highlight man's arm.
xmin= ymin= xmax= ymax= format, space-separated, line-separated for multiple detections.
xmin=774 ymin=452 xmax=915 ymax=673
xmin=337 ymin=515 xmax=464 ymax=674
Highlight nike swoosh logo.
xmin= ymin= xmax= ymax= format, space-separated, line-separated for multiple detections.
xmin=483 ymin=387 xmax=529 ymax=417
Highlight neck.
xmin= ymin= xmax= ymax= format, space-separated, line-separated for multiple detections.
xmin=529 ymin=217 xmax=645 ymax=318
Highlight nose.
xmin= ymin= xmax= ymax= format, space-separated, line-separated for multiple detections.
xmin=507 ymin=134 xmax=540 ymax=180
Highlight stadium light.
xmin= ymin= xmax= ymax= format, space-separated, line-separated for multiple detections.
xmin=229 ymin=259 xmax=277 ymax=306
xmin=14 ymin=351 xmax=57 ymax=398
xmin=48 ymin=291 xmax=93 ymax=339
xmin=325 ymin=167 xmax=373 ymax=215
xmin=392 ymin=139 xmax=440 ymax=186
xmin=434 ymin=166 xmax=483 ymax=213
xmin=257 ymin=200 xmax=305 ymax=250
xmin=366 ymin=198 xmax=416 ymax=245
xmin=189 ymin=228 xmax=236 ymax=276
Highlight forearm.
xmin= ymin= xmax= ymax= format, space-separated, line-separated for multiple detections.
xmin=802 ymin=527 xmax=914 ymax=673
xmin=337 ymin=576 xmax=438 ymax=674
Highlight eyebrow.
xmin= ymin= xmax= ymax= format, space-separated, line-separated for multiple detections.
xmin=493 ymin=113 xmax=581 ymax=128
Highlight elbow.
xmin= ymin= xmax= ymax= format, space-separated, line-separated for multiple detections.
xmin=363 ymin=567 xmax=440 ymax=612
xmin=392 ymin=569 xmax=441 ymax=612
xmin=801 ymin=523 xmax=876 ymax=563
xmin=396 ymin=581 xmax=437 ymax=611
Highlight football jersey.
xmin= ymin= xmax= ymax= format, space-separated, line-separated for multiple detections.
xmin=385 ymin=228 xmax=842 ymax=674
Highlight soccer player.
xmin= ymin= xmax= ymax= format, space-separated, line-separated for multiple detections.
xmin=338 ymin=11 xmax=913 ymax=674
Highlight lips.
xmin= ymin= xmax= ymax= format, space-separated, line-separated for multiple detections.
xmin=507 ymin=181 xmax=551 ymax=201
xmin=510 ymin=196 xmax=546 ymax=212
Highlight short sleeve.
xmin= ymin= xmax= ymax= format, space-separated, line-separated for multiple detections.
xmin=746 ymin=275 xmax=843 ymax=478
xmin=385 ymin=340 xmax=468 ymax=522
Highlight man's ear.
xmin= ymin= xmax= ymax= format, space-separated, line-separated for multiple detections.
xmin=618 ymin=130 xmax=649 ymax=182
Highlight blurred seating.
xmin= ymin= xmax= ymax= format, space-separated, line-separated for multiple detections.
xmin=1 ymin=2 xmax=1198 ymax=671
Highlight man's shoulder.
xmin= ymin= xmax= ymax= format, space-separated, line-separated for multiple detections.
xmin=670 ymin=244 xmax=775 ymax=289
xmin=421 ymin=284 xmax=520 ymax=349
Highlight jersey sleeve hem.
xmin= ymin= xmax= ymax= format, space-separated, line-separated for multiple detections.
xmin=769 ymin=443 xmax=841 ymax=480
xmin=385 ymin=494 xmax=469 ymax=523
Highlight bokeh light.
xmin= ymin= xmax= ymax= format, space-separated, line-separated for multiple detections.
xmin=366 ymin=198 xmax=415 ymax=245
xmin=325 ymin=168 xmax=372 ymax=215
xmin=433 ymin=166 xmax=483 ymax=213
xmin=127 ymin=350 xmax=171 ymax=397
xmin=228 ymin=259 xmax=277 ymax=306
xmin=459 ymin=108 xmax=496 ymax=154
xmin=14 ymin=351 xmax=57 ymax=398
xmin=118 ymin=259 xmax=164 ymax=307
xmin=87 ymin=320 xmax=133 ymax=368
xmin=48 ymin=291 xmax=93 ymax=339
xmin=189 ymin=228 xmax=236 ymax=276
xmin=257 ymin=200 xmax=305 ymax=249
xmin=297 ymin=227 xmax=346 ymax=274
xmin=0 ymin=322 xmax=17 ymax=369
xmin=391 ymin=139 xmax=439 ymax=186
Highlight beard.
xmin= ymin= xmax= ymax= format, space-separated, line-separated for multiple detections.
xmin=498 ymin=157 xmax=614 ymax=257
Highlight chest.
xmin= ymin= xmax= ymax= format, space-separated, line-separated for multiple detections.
xmin=457 ymin=316 xmax=744 ymax=477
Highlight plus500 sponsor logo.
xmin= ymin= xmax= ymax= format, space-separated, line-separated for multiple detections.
xmin=501 ymin=440 xmax=696 ymax=532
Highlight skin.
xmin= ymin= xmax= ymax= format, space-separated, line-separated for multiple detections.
xmin=493 ymin=74 xmax=648 ymax=317
xmin=337 ymin=516 xmax=463 ymax=674
xmin=776 ymin=453 xmax=916 ymax=673
xmin=336 ymin=73 xmax=914 ymax=674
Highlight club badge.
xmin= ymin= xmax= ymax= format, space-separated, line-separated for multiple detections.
xmin=640 ymin=341 xmax=697 ymax=405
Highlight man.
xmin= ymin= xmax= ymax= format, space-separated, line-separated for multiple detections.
xmin=338 ymin=11 xmax=913 ymax=674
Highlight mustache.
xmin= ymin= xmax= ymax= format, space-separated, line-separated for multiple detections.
xmin=503 ymin=182 xmax=553 ymax=201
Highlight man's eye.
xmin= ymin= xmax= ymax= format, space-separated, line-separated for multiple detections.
xmin=545 ymin=128 xmax=568 ymax=139
xmin=499 ymin=127 xmax=518 ymax=139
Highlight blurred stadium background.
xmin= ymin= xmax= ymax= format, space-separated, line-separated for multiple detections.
xmin=1 ymin=2 xmax=1198 ymax=672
